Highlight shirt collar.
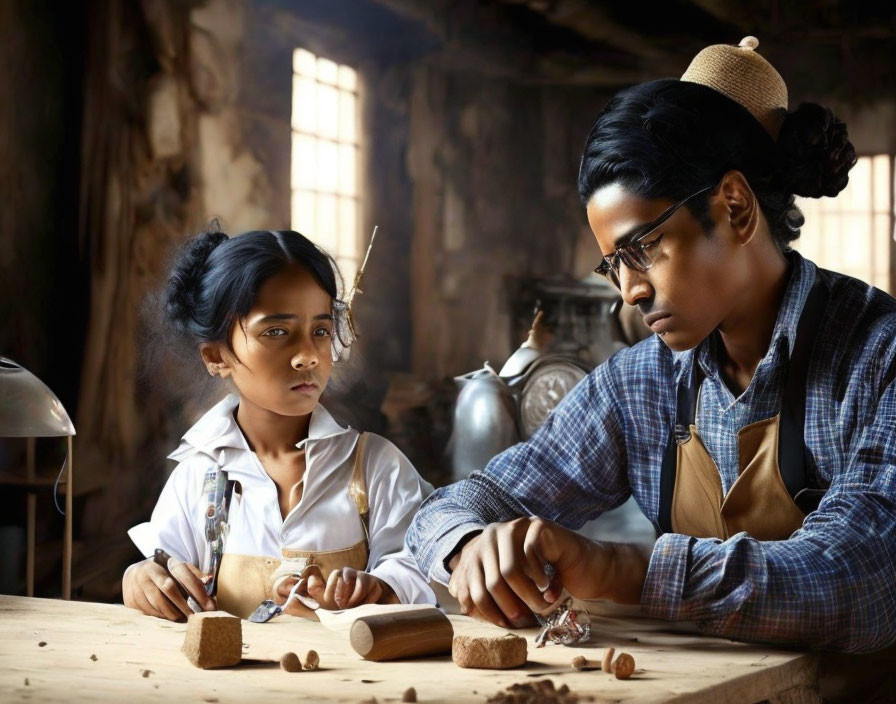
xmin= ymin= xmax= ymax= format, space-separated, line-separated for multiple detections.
xmin=167 ymin=393 xmax=352 ymax=464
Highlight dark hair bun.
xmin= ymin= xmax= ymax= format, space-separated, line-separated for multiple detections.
xmin=777 ymin=103 xmax=857 ymax=198
xmin=165 ymin=230 xmax=229 ymax=334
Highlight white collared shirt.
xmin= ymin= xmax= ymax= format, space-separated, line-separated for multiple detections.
xmin=128 ymin=394 xmax=436 ymax=605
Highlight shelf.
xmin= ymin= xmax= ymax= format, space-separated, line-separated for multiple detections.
xmin=0 ymin=469 xmax=105 ymax=496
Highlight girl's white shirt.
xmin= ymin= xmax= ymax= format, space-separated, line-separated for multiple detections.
xmin=128 ymin=394 xmax=436 ymax=605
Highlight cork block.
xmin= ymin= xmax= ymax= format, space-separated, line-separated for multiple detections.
xmin=182 ymin=611 xmax=242 ymax=669
xmin=452 ymin=633 xmax=527 ymax=669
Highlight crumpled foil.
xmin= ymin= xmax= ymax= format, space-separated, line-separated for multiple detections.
xmin=535 ymin=596 xmax=591 ymax=647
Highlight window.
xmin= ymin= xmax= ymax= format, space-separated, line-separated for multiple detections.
xmin=793 ymin=154 xmax=895 ymax=293
xmin=291 ymin=48 xmax=361 ymax=287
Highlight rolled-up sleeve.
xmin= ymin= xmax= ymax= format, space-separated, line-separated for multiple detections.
xmin=643 ymin=380 xmax=896 ymax=653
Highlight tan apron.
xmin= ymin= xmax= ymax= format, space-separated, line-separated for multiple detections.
xmin=671 ymin=407 xmax=806 ymax=540
xmin=216 ymin=433 xmax=371 ymax=619
xmin=658 ymin=278 xmax=829 ymax=540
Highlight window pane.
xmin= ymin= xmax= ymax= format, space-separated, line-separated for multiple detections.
xmin=318 ymin=139 xmax=339 ymax=193
xmin=291 ymin=133 xmax=316 ymax=190
xmin=293 ymin=48 xmax=316 ymax=77
xmin=338 ymin=144 xmax=356 ymax=196
xmin=843 ymin=159 xmax=870 ymax=212
xmin=316 ymin=57 xmax=338 ymax=85
xmin=337 ymin=257 xmax=358 ymax=290
xmin=873 ymin=155 xmax=890 ymax=212
xmin=842 ymin=214 xmax=870 ymax=273
xmin=317 ymin=84 xmax=339 ymax=140
xmin=874 ymin=213 xmax=890 ymax=290
xmin=292 ymin=76 xmax=316 ymax=133
xmin=317 ymin=193 xmax=338 ymax=253
xmin=291 ymin=190 xmax=316 ymax=237
xmin=339 ymin=196 xmax=357 ymax=256
xmin=339 ymin=90 xmax=356 ymax=143
xmin=338 ymin=65 xmax=357 ymax=91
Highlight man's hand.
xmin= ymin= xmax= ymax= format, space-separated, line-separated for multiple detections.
xmin=447 ymin=517 xmax=650 ymax=628
xmin=275 ymin=567 xmax=400 ymax=612
xmin=122 ymin=556 xmax=215 ymax=621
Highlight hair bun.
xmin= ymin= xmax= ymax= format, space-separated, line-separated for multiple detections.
xmin=776 ymin=103 xmax=857 ymax=198
xmin=166 ymin=230 xmax=229 ymax=334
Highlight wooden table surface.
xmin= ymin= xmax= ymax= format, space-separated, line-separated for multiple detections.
xmin=0 ymin=595 xmax=820 ymax=703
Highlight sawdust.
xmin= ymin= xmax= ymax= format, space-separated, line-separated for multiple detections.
xmin=486 ymin=679 xmax=594 ymax=703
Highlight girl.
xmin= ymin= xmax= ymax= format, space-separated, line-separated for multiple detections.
xmin=123 ymin=229 xmax=435 ymax=620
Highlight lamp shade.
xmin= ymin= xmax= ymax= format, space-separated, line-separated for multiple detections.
xmin=0 ymin=357 xmax=75 ymax=437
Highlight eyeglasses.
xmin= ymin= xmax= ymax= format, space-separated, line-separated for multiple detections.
xmin=594 ymin=185 xmax=715 ymax=287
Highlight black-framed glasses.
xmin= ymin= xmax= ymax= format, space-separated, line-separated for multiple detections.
xmin=594 ymin=184 xmax=715 ymax=287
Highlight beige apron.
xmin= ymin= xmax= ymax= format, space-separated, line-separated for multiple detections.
xmin=671 ymin=413 xmax=806 ymax=540
xmin=216 ymin=433 xmax=371 ymax=619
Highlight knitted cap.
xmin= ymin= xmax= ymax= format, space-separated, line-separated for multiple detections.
xmin=681 ymin=36 xmax=788 ymax=140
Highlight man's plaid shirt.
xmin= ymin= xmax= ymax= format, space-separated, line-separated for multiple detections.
xmin=408 ymin=252 xmax=896 ymax=653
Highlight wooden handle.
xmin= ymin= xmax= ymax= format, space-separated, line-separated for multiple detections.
xmin=349 ymin=608 xmax=453 ymax=662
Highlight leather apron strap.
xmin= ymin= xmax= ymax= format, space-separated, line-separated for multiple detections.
xmin=658 ymin=276 xmax=829 ymax=536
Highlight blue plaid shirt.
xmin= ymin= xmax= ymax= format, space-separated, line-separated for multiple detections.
xmin=408 ymin=252 xmax=896 ymax=653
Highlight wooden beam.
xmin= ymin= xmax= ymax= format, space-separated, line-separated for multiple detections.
xmin=499 ymin=0 xmax=678 ymax=64
xmin=685 ymin=0 xmax=756 ymax=33
xmin=367 ymin=0 xmax=654 ymax=85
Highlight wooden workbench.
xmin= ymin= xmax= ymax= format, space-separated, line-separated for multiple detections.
xmin=0 ymin=595 xmax=820 ymax=703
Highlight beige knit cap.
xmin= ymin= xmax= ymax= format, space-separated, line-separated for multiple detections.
xmin=681 ymin=36 xmax=788 ymax=140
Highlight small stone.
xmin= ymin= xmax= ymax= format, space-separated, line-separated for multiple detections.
xmin=279 ymin=652 xmax=301 ymax=672
xmin=24 ymin=678 xmax=29 ymax=686
xmin=38 ymin=641 xmax=47 ymax=647
xmin=90 ymin=654 xmax=98 ymax=661
xmin=141 ymin=669 xmax=152 ymax=678
xmin=402 ymin=687 xmax=417 ymax=702
xmin=571 ymin=655 xmax=587 ymax=670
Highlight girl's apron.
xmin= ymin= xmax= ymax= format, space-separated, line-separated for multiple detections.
xmin=657 ymin=280 xmax=829 ymax=540
xmin=208 ymin=433 xmax=371 ymax=619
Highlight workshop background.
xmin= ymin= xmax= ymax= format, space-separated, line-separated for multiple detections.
xmin=1 ymin=0 xmax=894 ymax=601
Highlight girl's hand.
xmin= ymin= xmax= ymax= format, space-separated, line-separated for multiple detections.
xmin=305 ymin=567 xmax=400 ymax=610
xmin=122 ymin=556 xmax=215 ymax=621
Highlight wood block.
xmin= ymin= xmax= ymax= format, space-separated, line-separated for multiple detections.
xmin=182 ymin=611 xmax=242 ymax=669
xmin=350 ymin=608 xmax=453 ymax=662
xmin=452 ymin=634 xmax=527 ymax=669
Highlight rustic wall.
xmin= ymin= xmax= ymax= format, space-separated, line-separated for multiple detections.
xmin=408 ymin=69 xmax=607 ymax=380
